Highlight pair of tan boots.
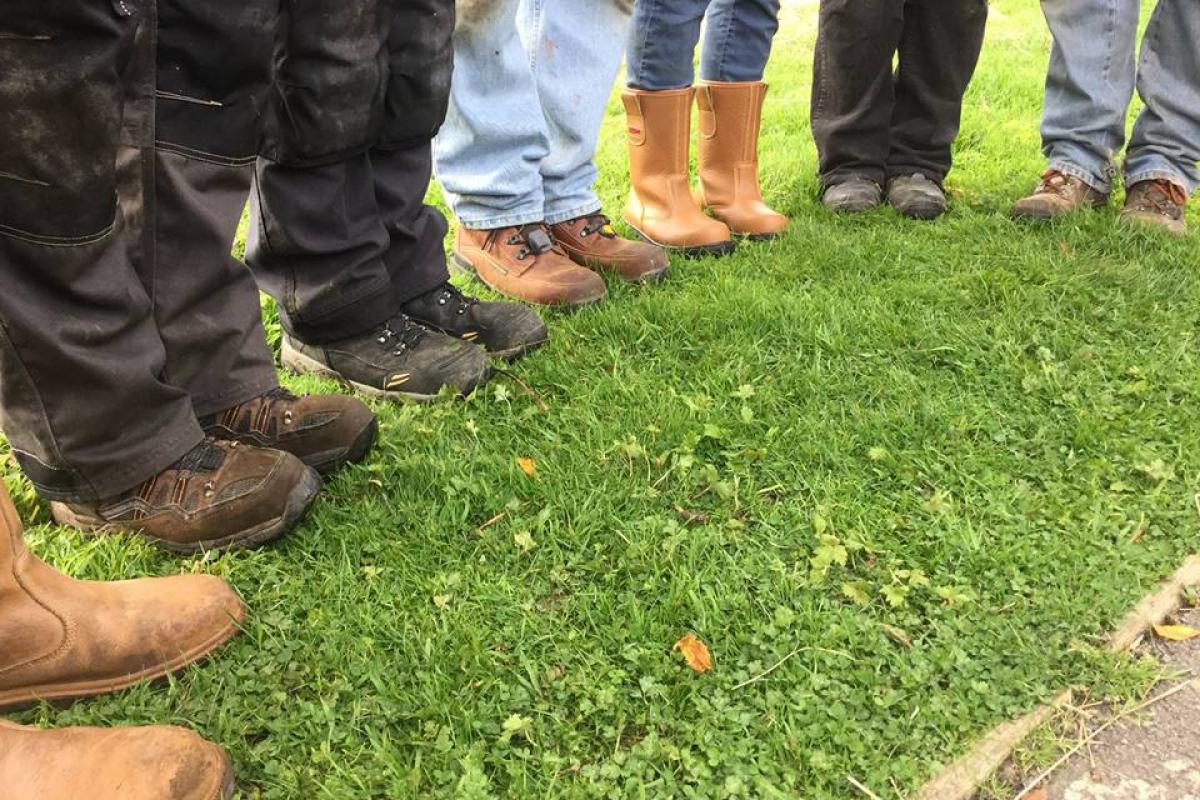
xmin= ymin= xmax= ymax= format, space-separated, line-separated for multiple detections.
xmin=0 ymin=481 xmax=241 ymax=800
xmin=622 ymin=81 xmax=789 ymax=256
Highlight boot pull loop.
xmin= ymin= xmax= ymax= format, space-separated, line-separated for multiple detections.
xmin=697 ymin=86 xmax=717 ymax=140
xmin=624 ymin=94 xmax=647 ymax=147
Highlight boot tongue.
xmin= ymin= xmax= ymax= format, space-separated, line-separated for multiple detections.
xmin=175 ymin=441 xmax=227 ymax=474
xmin=517 ymin=224 xmax=555 ymax=255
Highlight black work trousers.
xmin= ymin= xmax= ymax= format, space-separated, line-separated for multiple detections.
xmin=0 ymin=0 xmax=278 ymax=502
xmin=811 ymin=0 xmax=988 ymax=187
xmin=247 ymin=0 xmax=456 ymax=346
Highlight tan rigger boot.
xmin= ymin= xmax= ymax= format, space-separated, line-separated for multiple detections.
xmin=0 ymin=481 xmax=245 ymax=711
xmin=695 ymin=81 xmax=789 ymax=240
xmin=0 ymin=721 xmax=235 ymax=800
xmin=621 ymin=87 xmax=735 ymax=257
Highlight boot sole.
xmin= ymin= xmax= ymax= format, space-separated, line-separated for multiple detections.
xmin=625 ymin=225 xmax=736 ymax=259
xmin=281 ymin=340 xmax=487 ymax=403
xmin=304 ymin=417 xmax=379 ymax=476
xmin=451 ymin=253 xmax=607 ymax=311
xmin=0 ymin=604 xmax=244 ymax=712
xmin=51 ymin=467 xmax=321 ymax=556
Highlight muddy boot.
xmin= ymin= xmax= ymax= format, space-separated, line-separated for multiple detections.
xmin=1011 ymin=169 xmax=1109 ymax=220
xmin=621 ymin=87 xmax=735 ymax=257
xmin=201 ymin=388 xmax=377 ymax=476
xmin=0 ymin=482 xmax=245 ymax=710
xmin=51 ymin=440 xmax=319 ymax=555
xmin=550 ymin=213 xmax=670 ymax=283
xmin=453 ymin=223 xmax=607 ymax=308
xmin=695 ymin=81 xmax=788 ymax=240
xmin=887 ymin=174 xmax=947 ymax=220
xmin=0 ymin=721 xmax=235 ymax=800
xmin=282 ymin=314 xmax=492 ymax=401
xmin=1119 ymin=179 xmax=1189 ymax=236
xmin=402 ymin=282 xmax=548 ymax=361
xmin=822 ymin=178 xmax=883 ymax=213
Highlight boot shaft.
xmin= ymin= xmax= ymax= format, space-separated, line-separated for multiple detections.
xmin=621 ymin=87 xmax=694 ymax=178
xmin=0 ymin=481 xmax=26 ymax=588
xmin=697 ymin=80 xmax=768 ymax=167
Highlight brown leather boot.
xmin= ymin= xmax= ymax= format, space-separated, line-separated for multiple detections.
xmin=0 ymin=482 xmax=244 ymax=710
xmin=1120 ymin=178 xmax=1189 ymax=236
xmin=51 ymin=439 xmax=320 ymax=555
xmin=201 ymin=388 xmax=377 ymax=476
xmin=1011 ymin=169 xmax=1109 ymax=219
xmin=695 ymin=81 xmax=788 ymax=240
xmin=549 ymin=213 xmax=669 ymax=282
xmin=0 ymin=721 xmax=234 ymax=800
xmin=621 ymin=87 xmax=735 ymax=257
xmin=453 ymin=223 xmax=607 ymax=308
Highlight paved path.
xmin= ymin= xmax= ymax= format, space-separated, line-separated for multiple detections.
xmin=1043 ymin=606 xmax=1200 ymax=800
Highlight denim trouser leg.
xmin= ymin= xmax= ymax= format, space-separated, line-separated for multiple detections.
xmin=1039 ymin=0 xmax=1139 ymax=193
xmin=434 ymin=0 xmax=548 ymax=229
xmin=627 ymin=0 xmax=709 ymax=90
xmin=699 ymin=0 xmax=781 ymax=83
xmin=530 ymin=0 xmax=633 ymax=222
xmin=1124 ymin=0 xmax=1200 ymax=194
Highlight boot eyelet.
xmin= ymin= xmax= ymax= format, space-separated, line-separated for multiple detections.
xmin=517 ymin=248 xmax=530 ymax=260
xmin=203 ymin=480 xmax=215 ymax=498
xmin=284 ymin=411 xmax=294 ymax=425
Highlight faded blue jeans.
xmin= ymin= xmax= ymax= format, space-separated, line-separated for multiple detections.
xmin=433 ymin=0 xmax=632 ymax=229
xmin=1040 ymin=0 xmax=1200 ymax=194
xmin=626 ymin=0 xmax=781 ymax=90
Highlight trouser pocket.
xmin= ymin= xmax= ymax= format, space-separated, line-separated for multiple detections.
xmin=0 ymin=4 xmax=132 ymax=243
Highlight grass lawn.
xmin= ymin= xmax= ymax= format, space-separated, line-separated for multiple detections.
xmin=8 ymin=1 xmax=1200 ymax=797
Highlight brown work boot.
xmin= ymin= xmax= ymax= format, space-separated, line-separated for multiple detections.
xmin=0 ymin=721 xmax=235 ymax=800
xmin=695 ymin=81 xmax=789 ymax=240
xmin=0 ymin=482 xmax=244 ymax=710
xmin=51 ymin=439 xmax=320 ymax=555
xmin=550 ymin=213 xmax=669 ymax=282
xmin=1120 ymin=178 xmax=1189 ymax=236
xmin=201 ymin=387 xmax=377 ymax=476
xmin=621 ymin=87 xmax=735 ymax=257
xmin=1011 ymin=169 xmax=1109 ymax=219
xmin=453 ymin=223 xmax=607 ymax=308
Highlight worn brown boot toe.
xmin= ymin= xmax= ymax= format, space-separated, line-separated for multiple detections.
xmin=454 ymin=223 xmax=607 ymax=308
xmin=551 ymin=213 xmax=669 ymax=282
xmin=0 ymin=721 xmax=235 ymax=800
xmin=1011 ymin=169 xmax=1109 ymax=220
xmin=1119 ymin=178 xmax=1188 ymax=236
xmin=202 ymin=388 xmax=377 ymax=476
xmin=51 ymin=439 xmax=320 ymax=555
xmin=0 ymin=483 xmax=244 ymax=710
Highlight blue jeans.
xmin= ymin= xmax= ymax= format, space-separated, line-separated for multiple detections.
xmin=626 ymin=0 xmax=781 ymax=90
xmin=1040 ymin=0 xmax=1200 ymax=195
xmin=433 ymin=0 xmax=631 ymax=229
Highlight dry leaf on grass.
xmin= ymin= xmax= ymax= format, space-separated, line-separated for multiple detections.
xmin=1153 ymin=623 xmax=1200 ymax=642
xmin=674 ymin=634 xmax=713 ymax=673
xmin=1025 ymin=786 xmax=1048 ymax=800
xmin=516 ymin=457 xmax=537 ymax=478
xmin=881 ymin=624 xmax=912 ymax=648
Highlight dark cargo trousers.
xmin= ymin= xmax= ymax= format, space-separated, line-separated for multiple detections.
xmin=811 ymin=0 xmax=988 ymax=187
xmin=0 ymin=0 xmax=278 ymax=502
xmin=247 ymin=0 xmax=456 ymax=346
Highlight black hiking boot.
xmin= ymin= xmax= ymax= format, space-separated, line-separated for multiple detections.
xmin=887 ymin=174 xmax=947 ymax=220
xmin=281 ymin=315 xmax=491 ymax=402
xmin=402 ymin=282 xmax=549 ymax=361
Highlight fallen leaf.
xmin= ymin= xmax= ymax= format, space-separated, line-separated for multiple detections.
xmin=1026 ymin=786 xmax=1048 ymax=800
xmin=882 ymin=623 xmax=912 ymax=648
xmin=432 ymin=594 xmax=451 ymax=610
xmin=674 ymin=505 xmax=709 ymax=525
xmin=673 ymin=634 xmax=713 ymax=673
xmin=516 ymin=457 xmax=537 ymax=478
xmin=1153 ymin=624 xmax=1200 ymax=642
xmin=513 ymin=531 xmax=536 ymax=552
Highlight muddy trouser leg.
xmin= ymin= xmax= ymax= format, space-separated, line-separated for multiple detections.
xmin=247 ymin=0 xmax=454 ymax=345
xmin=0 ymin=1 xmax=205 ymax=502
xmin=886 ymin=0 xmax=988 ymax=184
xmin=153 ymin=0 xmax=280 ymax=415
xmin=810 ymin=0 xmax=905 ymax=188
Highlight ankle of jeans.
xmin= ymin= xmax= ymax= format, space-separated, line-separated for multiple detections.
xmin=1124 ymin=168 xmax=1196 ymax=197
xmin=1047 ymin=160 xmax=1111 ymax=194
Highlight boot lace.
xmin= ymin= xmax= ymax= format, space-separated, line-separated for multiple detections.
xmin=1036 ymin=169 xmax=1075 ymax=198
xmin=505 ymin=224 xmax=556 ymax=261
xmin=579 ymin=213 xmax=617 ymax=239
xmin=433 ymin=283 xmax=479 ymax=317
xmin=375 ymin=315 xmax=428 ymax=355
xmin=1131 ymin=179 xmax=1187 ymax=215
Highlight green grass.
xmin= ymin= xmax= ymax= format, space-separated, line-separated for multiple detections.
xmin=8 ymin=2 xmax=1200 ymax=797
